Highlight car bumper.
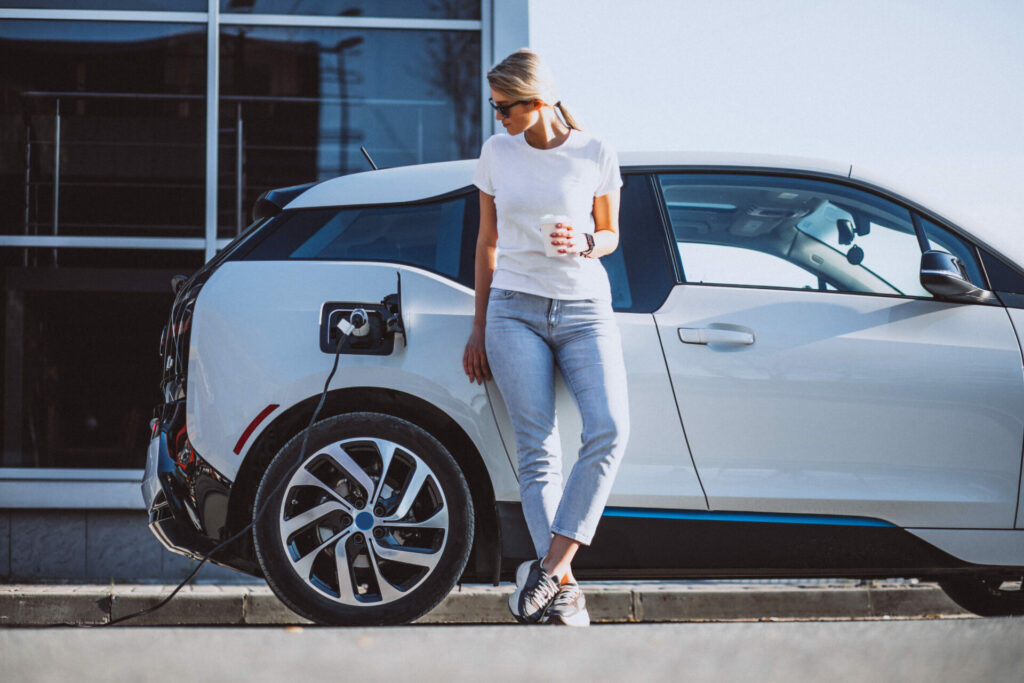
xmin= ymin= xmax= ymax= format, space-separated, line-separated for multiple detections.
xmin=141 ymin=401 xmax=261 ymax=576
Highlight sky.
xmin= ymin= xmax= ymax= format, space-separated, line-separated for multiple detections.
xmin=527 ymin=0 xmax=1024 ymax=252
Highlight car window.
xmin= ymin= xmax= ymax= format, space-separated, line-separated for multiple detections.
xmin=239 ymin=176 xmax=676 ymax=312
xmin=240 ymin=192 xmax=478 ymax=288
xmin=918 ymin=216 xmax=986 ymax=287
xmin=979 ymin=248 xmax=1024 ymax=295
xmin=679 ymin=242 xmax=837 ymax=290
xmin=656 ymin=174 xmax=929 ymax=297
xmin=605 ymin=173 xmax=676 ymax=312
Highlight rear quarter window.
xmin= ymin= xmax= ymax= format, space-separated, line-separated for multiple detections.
xmin=239 ymin=192 xmax=479 ymax=288
xmin=980 ymin=248 xmax=1024 ymax=294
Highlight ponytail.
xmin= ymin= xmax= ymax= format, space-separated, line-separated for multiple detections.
xmin=554 ymin=101 xmax=582 ymax=131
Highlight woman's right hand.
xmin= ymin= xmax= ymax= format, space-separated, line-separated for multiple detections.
xmin=463 ymin=325 xmax=491 ymax=384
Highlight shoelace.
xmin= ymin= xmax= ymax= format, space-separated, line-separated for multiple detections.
xmin=525 ymin=571 xmax=561 ymax=612
xmin=552 ymin=583 xmax=580 ymax=609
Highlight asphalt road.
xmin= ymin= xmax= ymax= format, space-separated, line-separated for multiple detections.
xmin=3 ymin=619 xmax=1022 ymax=682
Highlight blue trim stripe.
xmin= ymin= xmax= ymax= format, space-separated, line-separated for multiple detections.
xmin=602 ymin=507 xmax=893 ymax=528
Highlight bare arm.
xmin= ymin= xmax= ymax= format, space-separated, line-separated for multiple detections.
xmin=463 ymin=191 xmax=498 ymax=384
xmin=588 ymin=189 xmax=621 ymax=258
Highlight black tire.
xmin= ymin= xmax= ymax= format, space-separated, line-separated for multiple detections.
xmin=253 ymin=411 xmax=474 ymax=626
xmin=939 ymin=576 xmax=1024 ymax=617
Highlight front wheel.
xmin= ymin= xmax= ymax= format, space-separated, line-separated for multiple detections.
xmin=939 ymin=576 xmax=1024 ymax=617
xmin=253 ymin=412 xmax=474 ymax=626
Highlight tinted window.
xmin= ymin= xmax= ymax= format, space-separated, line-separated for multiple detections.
xmin=980 ymin=248 xmax=1024 ymax=294
xmin=241 ymin=192 xmax=477 ymax=287
xmin=657 ymin=174 xmax=926 ymax=297
xmin=918 ymin=216 xmax=986 ymax=287
xmin=605 ymin=173 xmax=676 ymax=312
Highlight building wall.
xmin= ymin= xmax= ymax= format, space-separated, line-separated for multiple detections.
xmin=0 ymin=0 xmax=524 ymax=583
xmin=528 ymin=0 xmax=1023 ymax=242
xmin=1 ymin=509 xmax=248 ymax=583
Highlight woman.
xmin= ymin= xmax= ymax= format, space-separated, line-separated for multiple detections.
xmin=462 ymin=49 xmax=630 ymax=627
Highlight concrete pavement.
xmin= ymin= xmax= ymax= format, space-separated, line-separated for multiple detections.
xmin=5 ymin=621 xmax=1023 ymax=683
xmin=0 ymin=580 xmax=971 ymax=626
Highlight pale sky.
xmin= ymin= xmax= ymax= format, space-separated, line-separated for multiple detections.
xmin=527 ymin=0 xmax=1024 ymax=251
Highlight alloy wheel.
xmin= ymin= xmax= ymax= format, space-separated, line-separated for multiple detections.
xmin=277 ymin=436 xmax=450 ymax=606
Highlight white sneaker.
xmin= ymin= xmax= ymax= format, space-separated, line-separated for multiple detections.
xmin=508 ymin=559 xmax=561 ymax=624
xmin=545 ymin=581 xmax=590 ymax=627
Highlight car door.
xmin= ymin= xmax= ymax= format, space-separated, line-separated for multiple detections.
xmin=486 ymin=172 xmax=709 ymax=511
xmin=973 ymin=244 xmax=1024 ymax=529
xmin=652 ymin=172 xmax=1024 ymax=529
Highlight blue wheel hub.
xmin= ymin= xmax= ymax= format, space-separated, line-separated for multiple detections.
xmin=355 ymin=511 xmax=374 ymax=531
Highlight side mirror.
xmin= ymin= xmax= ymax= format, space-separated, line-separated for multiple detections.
xmin=920 ymin=250 xmax=996 ymax=304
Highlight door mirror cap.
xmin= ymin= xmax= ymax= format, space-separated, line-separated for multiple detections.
xmin=920 ymin=250 xmax=996 ymax=304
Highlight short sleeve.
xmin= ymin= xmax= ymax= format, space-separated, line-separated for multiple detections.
xmin=473 ymin=137 xmax=496 ymax=195
xmin=594 ymin=140 xmax=623 ymax=197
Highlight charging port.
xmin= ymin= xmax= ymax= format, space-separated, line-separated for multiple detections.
xmin=320 ymin=303 xmax=395 ymax=355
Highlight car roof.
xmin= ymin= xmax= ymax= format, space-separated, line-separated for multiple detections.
xmin=285 ymin=151 xmax=1022 ymax=269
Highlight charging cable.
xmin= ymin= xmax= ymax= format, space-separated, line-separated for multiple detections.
xmin=103 ymin=313 xmax=359 ymax=626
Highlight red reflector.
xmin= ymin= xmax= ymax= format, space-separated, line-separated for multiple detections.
xmin=233 ymin=404 xmax=280 ymax=455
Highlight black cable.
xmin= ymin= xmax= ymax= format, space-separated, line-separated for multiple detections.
xmin=103 ymin=329 xmax=351 ymax=627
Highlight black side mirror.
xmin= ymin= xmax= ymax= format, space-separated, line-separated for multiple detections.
xmin=920 ymin=250 xmax=996 ymax=304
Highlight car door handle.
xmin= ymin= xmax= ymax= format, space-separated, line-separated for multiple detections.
xmin=678 ymin=327 xmax=755 ymax=345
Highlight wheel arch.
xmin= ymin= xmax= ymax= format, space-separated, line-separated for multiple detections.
xmin=225 ymin=386 xmax=500 ymax=582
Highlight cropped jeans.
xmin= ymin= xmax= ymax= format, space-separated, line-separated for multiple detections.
xmin=485 ymin=288 xmax=630 ymax=557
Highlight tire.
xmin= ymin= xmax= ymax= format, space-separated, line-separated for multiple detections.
xmin=939 ymin=576 xmax=1024 ymax=617
xmin=253 ymin=411 xmax=474 ymax=626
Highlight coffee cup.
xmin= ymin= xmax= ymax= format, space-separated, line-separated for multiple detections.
xmin=539 ymin=214 xmax=571 ymax=258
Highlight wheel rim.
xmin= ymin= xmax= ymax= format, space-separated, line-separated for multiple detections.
xmin=277 ymin=436 xmax=450 ymax=606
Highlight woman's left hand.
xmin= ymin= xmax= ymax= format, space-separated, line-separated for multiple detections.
xmin=549 ymin=223 xmax=585 ymax=255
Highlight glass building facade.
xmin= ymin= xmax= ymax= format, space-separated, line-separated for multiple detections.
xmin=0 ymin=2 xmax=491 ymax=485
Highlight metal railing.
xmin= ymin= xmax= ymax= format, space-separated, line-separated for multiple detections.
xmin=6 ymin=90 xmax=452 ymax=250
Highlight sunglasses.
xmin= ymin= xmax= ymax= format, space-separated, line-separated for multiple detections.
xmin=488 ymin=97 xmax=533 ymax=118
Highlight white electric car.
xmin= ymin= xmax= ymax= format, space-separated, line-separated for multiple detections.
xmin=143 ymin=152 xmax=1024 ymax=625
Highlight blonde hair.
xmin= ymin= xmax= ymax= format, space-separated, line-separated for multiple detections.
xmin=487 ymin=48 xmax=581 ymax=131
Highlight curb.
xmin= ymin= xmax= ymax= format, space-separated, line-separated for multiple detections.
xmin=0 ymin=582 xmax=970 ymax=626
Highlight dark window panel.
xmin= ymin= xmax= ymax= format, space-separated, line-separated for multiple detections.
xmin=1 ymin=250 xmax=205 ymax=469
xmin=220 ymin=0 xmax=480 ymax=20
xmin=980 ymin=248 xmax=1024 ymax=295
xmin=241 ymin=193 xmax=477 ymax=287
xmin=217 ymin=25 xmax=480 ymax=238
xmin=608 ymin=174 xmax=675 ymax=312
xmin=0 ymin=1 xmax=204 ymax=9
xmin=0 ymin=21 xmax=207 ymax=238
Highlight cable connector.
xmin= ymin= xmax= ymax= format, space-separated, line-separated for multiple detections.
xmin=337 ymin=308 xmax=369 ymax=339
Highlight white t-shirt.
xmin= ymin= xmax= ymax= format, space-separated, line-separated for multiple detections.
xmin=473 ymin=130 xmax=622 ymax=301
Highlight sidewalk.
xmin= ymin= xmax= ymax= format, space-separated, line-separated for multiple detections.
xmin=0 ymin=581 xmax=970 ymax=626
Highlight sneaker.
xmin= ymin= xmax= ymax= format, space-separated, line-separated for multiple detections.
xmin=545 ymin=581 xmax=590 ymax=627
xmin=508 ymin=559 xmax=561 ymax=623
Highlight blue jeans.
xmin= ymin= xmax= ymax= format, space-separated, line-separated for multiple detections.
xmin=485 ymin=288 xmax=630 ymax=557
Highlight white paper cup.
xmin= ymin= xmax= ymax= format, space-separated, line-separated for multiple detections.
xmin=539 ymin=214 xmax=571 ymax=258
